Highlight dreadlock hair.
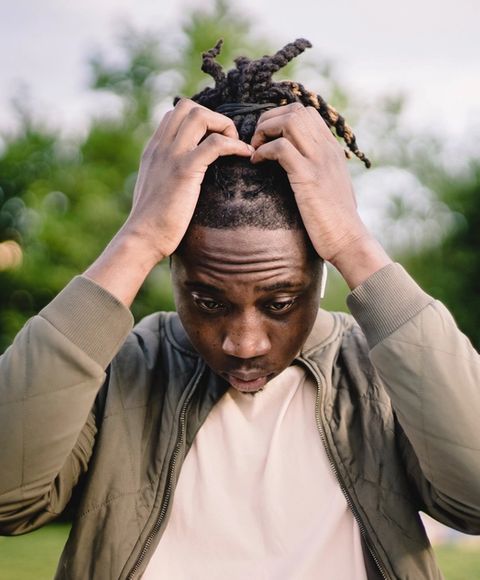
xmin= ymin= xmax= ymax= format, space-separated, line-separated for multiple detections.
xmin=175 ymin=38 xmax=370 ymax=231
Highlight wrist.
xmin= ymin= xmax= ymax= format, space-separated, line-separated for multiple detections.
xmin=330 ymin=233 xmax=392 ymax=290
xmin=83 ymin=229 xmax=161 ymax=307
xmin=118 ymin=221 xmax=168 ymax=266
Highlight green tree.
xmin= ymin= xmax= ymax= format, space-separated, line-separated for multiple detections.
xmin=0 ymin=0 xmax=291 ymax=351
xmin=1 ymin=0 xmax=478 ymax=354
xmin=401 ymin=161 xmax=480 ymax=349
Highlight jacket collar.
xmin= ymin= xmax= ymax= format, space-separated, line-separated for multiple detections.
xmin=300 ymin=308 xmax=339 ymax=356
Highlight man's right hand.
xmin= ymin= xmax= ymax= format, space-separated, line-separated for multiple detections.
xmin=83 ymin=99 xmax=254 ymax=306
xmin=124 ymin=98 xmax=254 ymax=262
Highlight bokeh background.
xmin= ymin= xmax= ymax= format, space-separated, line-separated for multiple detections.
xmin=0 ymin=0 xmax=479 ymax=578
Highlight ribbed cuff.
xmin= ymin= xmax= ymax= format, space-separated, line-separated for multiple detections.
xmin=39 ymin=276 xmax=134 ymax=367
xmin=346 ymin=263 xmax=434 ymax=348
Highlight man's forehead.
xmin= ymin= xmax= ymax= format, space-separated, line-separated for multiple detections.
xmin=173 ymin=225 xmax=319 ymax=291
xmin=179 ymin=225 xmax=311 ymax=263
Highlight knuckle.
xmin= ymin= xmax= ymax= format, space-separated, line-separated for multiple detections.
xmin=170 ymin=155 xmax=188 ymax=175
xmin=276 ymin=137 xmax=291 ymax=150
xmin=285 ymin=114 xmax=298 ymax=130
xmin=206 ymin=133 xmax=224 ymax=147
xmin=289 ymin=102 xmax=304 ymax=112
xmin=188 ymin=106 xmax=206 ymax=121
xmin=175 ymin=97 xmax=193 ymax=111
xmin=141 ymin=142 xmax=155 ymax=161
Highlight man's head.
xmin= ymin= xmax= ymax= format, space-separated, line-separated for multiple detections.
xmin=170 ymin=38 xmax=366 ymax=392
xmin=170 ymin=157 xmax=324 ymax=393
xmin=171 ymin=224 xmax=322 ymax=393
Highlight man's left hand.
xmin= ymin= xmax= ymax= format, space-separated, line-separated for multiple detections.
xmin=250 ymin=103 xmax=392 ymax=289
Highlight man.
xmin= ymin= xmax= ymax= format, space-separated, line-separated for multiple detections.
xmin=0 ymin=40 xmax=479 ymax=579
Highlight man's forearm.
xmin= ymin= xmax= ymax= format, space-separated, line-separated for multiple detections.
xmin=83 ymin=228 xmax=161 ymax=308
xmin=0 ymin=276 xmax=133 ymax=530
xmin=348 ymin=264 xmax=480 ymax=516
xmin=330 ymin=232 xmax=393 ymax=291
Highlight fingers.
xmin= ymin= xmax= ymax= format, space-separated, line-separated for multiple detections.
xmin=188 ymin=133 xmax=255 ymax=168
xmin=254 ymin=102 xmax=304 ymax=124
xmin=142 ymin=97 xmax=248 ymax=167
xmin=172 ymin=104 xmax=240 ymax=152
xmin=142 ymin=111 xmax=173 ymax=158
xmin=249 ymin=137 xmax=305 ymax=175
xmin=166 ymin=98 xmax=238 ymax=148
xmin=304 ymin=106 xmax=340 ymax=147
xmin=251 ymin=104 xmax=317 ymax=156
xmin=159 ymin=98 xmax=202 ymax=143
xmin=251 ymin=102 xmax=341 ymax=155
xmin=252 ymin=118 xmax=317 ymax=159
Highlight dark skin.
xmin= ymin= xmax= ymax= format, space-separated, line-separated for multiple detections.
xmin=85 ymin=99 xmax=391 ymax=307
xmin=84 ymin=98 xmax=391 ymax=389
xmin=171 ymin=225 xmax=322 ymax=392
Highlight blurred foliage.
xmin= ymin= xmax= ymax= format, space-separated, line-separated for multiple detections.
xmin=401 ymin=161 xmax=480 ymax=348
xmin=0 ymin=0 xmax=328 ymax=351
xmin=0 ymin=0 xmax=269 ymax=351
xmin=0 ymin=0 xmax=479 ymax=353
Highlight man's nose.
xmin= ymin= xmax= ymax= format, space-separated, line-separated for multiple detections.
xmin=221 ymin=314 xmax=271 ymax=359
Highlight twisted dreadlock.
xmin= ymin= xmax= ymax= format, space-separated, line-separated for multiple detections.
xmin=176 ymin=38 xmax=370 ymax=231
xmin=176 ymin=38 xmax=369 ymax=167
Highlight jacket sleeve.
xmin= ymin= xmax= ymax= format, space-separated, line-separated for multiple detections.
xmin=0 ymin=276 xmax=133 ymax=534
xmin=346 ymin=263 xmax=480 ymax=533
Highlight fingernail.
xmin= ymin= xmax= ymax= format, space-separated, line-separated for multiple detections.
xmin=247 ymin=145 xmax=255 ymax=153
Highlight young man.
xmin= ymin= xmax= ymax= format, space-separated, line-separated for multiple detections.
xmin=0 ymin=40 xmax=479 ymax=579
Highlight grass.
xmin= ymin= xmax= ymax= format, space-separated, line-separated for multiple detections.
xmin=0 ymin=524 xmax=479 ymax=579
xmin=0 ymin=523 xmax=70 ymax=580
xmin=435 ymin=544 xmax=480 ymax=580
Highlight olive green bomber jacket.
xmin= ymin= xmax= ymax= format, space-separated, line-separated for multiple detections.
xmin=0 ymin=263 xmax=479 ymax=579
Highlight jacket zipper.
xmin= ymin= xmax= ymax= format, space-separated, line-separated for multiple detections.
xmin=127 ymin=357 xmax=390 ymax=579
xmin=299 ymin=358 xmax=390 ymax=580
xmin=126 ymin=365 xmax=202 ymax=579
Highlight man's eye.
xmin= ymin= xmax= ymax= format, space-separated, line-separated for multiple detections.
xmin=266 ymin=300 xmax=296 ymax=313
xmin=193 ymin=297 xmax=225 ymax=312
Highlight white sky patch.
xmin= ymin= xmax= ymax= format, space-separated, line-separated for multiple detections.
xmin=0 ymin=0 xmax=478 ymax=256
xmin=354 ymin=167 xmax=455 ymax=254
xmin=0 ymin=0 xmax=478 ymax=139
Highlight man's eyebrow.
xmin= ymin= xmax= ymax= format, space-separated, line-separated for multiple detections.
xmin=254 ymin=280 xmax=305 ymax=292
xmin=184 ymin=281 xmax=222 ymax=293
xmin=184 ymin=280 xmax=305 ymax=293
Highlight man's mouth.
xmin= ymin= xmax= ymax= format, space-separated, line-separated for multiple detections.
xmin=225 ymin=372 xmax=273 ymax=392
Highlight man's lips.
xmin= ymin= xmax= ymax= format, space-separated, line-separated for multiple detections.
xmin=224 ymin=372 xmax=273 ymax=392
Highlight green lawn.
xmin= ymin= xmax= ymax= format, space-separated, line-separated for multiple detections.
xmin=0 ymin=523 xmax=70 ymax=580
xmin=435 ymin=544 xmax=480 ymax=580
xmin=0 ymin=523 xmax=479 ymax=579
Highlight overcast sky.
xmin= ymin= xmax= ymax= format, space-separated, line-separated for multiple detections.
xmin=0 ymin=0 xmax=478 ymax=144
